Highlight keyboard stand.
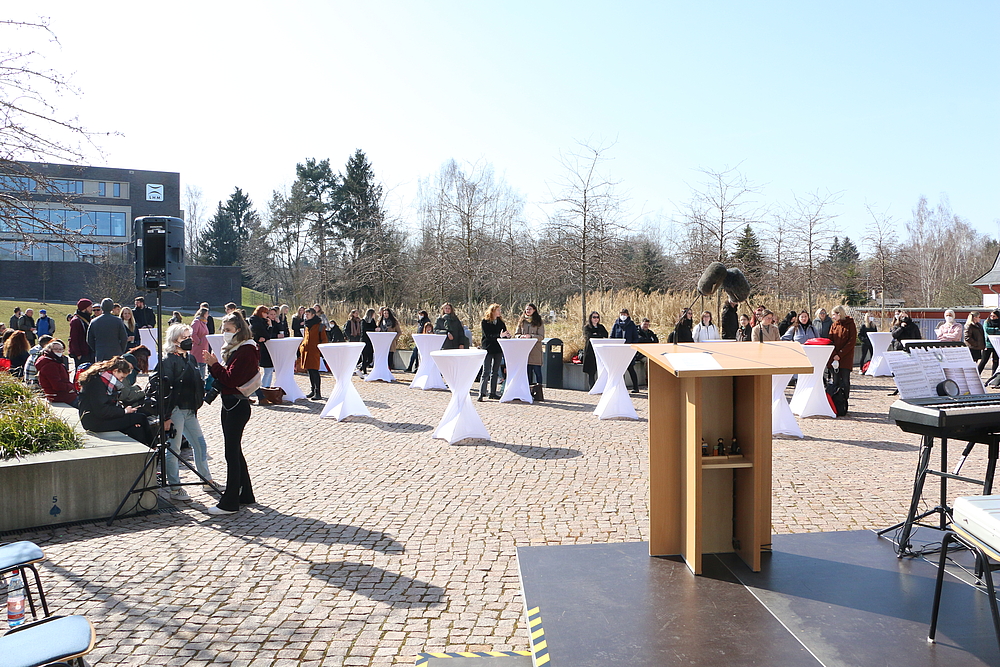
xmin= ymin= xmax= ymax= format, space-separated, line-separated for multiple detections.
xmin=878 ymin=433 xmax=1000 ymax=557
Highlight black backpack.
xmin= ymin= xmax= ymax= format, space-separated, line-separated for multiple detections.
xmin=824 ymin=368 xmax=848 ymax=417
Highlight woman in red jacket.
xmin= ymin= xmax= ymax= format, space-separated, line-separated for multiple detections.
xmin=828 ymin=305 xmax=858 ymax=405
xmin=35 ymin=340 xmax=79 ymax=408
xmin=203 ymin=313 xmax=261 ymax=516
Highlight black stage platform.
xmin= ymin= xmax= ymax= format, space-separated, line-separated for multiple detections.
xmin=517 ymin=530 xmax=1000 ymax=666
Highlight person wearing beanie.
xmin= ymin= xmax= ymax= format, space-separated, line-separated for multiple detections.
xmin=35 ymin=309 xmax=55 ymax=337
xmin=69 ymin=298 xmax=95 ymax=367
xmin=87 ymin=297 xmax=129 ymax=361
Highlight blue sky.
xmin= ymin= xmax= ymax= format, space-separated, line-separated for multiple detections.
xmin=14 ymin=1 xmax=1000 ymax=248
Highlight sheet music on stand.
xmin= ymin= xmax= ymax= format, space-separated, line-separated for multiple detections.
xmin=884 ymin=347 xmax=985 ymax=400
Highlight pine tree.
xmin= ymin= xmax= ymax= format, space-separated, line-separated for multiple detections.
xmin=196 ymin=187 xmax=259 ymax=267
xmin=731 ymin=225 xmax=765 ymax=289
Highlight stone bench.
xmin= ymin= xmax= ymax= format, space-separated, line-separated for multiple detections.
xmin=0 ymin=403 xmax=156 ymax=533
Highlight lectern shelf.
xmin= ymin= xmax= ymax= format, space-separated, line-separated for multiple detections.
xmin=636 ymin=341 xmax=813 ymax=575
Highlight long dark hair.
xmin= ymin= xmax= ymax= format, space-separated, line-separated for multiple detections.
xmin=521 ymin=303 xmax=542 ymax=328
xmin=3 ymin=330 xmax=29 ymax=359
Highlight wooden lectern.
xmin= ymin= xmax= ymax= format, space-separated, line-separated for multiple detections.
xmin=634 ymin=341 xmax=813 ymax=574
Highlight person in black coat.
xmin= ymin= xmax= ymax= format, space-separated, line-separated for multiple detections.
xmin=858 ymin=314 xmax=877 ymax=367
xmin=434 ymin=303 xmax=466 ymax=350
xmin=610 ymin=308 xmax=640 ymax=392
xmin=248 ymin=306 xmax=275 ymax=398
xmin=291 ymin=306 xmax=306 ymax=338
xmin=158 ymin=323 xmax=212 ymax=500
xmin=582 ymin=311 xmax=608 ymax=389
xmin=78 ymin=357 xmax=153 ymax=444
xmin=671 ymin=309 xmax=695 ymax=343
xmin=891 ymin=314 xmax=922 ymax=351
xmin=360 ymin=309 xmax=378 ymax=375
xmin=479 ymin=304 xmax=510 ymax=400
xmin=720 ymin=301 xmax=739 ymax=340
xmin=132 ymin=297 xmax=157 ymax=329
xmin=406 ymin=310 xmax=432 ymax=373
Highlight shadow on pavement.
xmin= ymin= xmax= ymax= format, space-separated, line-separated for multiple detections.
xmin=456 ymin=439 xmax=583 ymax=459
xmin=307 ymin=561 xmax=446 ymax=607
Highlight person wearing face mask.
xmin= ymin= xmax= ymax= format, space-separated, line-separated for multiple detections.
xmin=610 ymin=308 xmax=640 ymax=392
xmin=158 ymin=324 xmax=213 ymax=501
xmin=77 ymin=357 xmax=154 ymax=444
xmin=35 ymin=340 xmax=79 ymax=408
xmin=979 ymin=310 xmax=1000 ymax=375
xmin=935 ymin=309 xmax=963 ymax=342
xmin=203 ymin=313 xmax=260 ymax=515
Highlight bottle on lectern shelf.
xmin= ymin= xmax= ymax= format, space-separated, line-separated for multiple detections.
xmin=7 ymin=568 xmax=25 ymax=628
xmin=702 ymin=438 xmax=709 ymax=456
xmin=731 ymin=438 xmax=740 ymax=455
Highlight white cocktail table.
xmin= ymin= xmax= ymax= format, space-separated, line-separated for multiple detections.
xmin=588 ymin=338 xmax=626 ymax=395
xmin=498 ymin=337 xmax=536 ymax=403
xmin=265 ymin=337 xmax=306 ymax=402
xmin=139 ymin=328 xmax=159 ymax=371
xmin=365 ymin=332 xmax=397 ymax=383
xmin=771 ymin=374 xmax=803 ymax=438
xmin=865 ymin=331 xmax=894 ymax=377
xmin=318 ymin=343 xmax=369 ymax=421
xmin=431 ymin=349 xmax=490 ymax=444
xmin=593 ymin=344 xmax=638 ymax=420
xmin=789 ymin=345 xmax=835 ymax=418
xmin=409 ymin=334 xmax=448 ymax=390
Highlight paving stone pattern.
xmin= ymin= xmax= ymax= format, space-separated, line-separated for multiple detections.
xmin=7 ymin=370 xmax=988 ymax=665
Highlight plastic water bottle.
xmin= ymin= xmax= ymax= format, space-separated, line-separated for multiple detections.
xmin=7 ymin=568 xmax=25 ymax=628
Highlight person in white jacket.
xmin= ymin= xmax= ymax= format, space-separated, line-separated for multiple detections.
xmin=692 ymin=310 xmax=720 ymax=342
xmin=935 ymin=309 xmax=963 ymax=342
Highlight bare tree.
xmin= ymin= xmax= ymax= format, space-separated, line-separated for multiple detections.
xmin=183 ymin=184 xmax=204 ymax=262
xmin=546 ymin=141 xmax=628 ymax=324
xmin=788 ymin=190 xmax=841 ymax=313
xmin=863 ymin=204 xmax=904 ymax=320
xmin=681 ymin=165 xmax=762 ymax=263
xmin=0 ymin=19 xmax=110 ymax=243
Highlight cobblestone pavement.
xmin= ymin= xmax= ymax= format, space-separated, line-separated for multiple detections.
xmin=7 ymin=368 xmax=986 ymax=665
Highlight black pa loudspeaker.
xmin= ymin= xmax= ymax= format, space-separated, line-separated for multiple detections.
xmin=134 ymin=216 xmax=185 ymax=291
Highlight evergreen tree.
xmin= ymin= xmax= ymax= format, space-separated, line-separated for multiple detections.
xmin=731 ymin=224 xmax=765 ymax=288
xmin=627 ymin=239 xmax=668 ymax=294
xmin=294 ymin=158 xmax=340 ymax=298
xmin=196 ymin=187 xmax=259 ymax=267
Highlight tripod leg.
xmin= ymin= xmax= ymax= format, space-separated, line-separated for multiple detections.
xmin=107 ymin=446 xmax=160 ymax=525
xmin=953 ymin=441 xmax=976 ymax=476
xmin=940 ymin=438 xmax=949 ymax=530
xmin=985 ymin=441 xmax=999 ymax=495
xmin=897 ymin=434 xmax=934 ymax=557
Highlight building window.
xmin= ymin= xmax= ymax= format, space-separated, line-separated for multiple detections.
xmin=26 ymin=207 xmax=129 ymax=237
xmin=98 ymin=182 xmax=106 ymax=196
xmin=113 ymin=182 xmax=121 ymax=198
xmin=0 ymin=176 xmax=36 ymax=192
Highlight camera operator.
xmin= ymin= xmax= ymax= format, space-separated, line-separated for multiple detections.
xmin=202 ymin=313 xmax=260 ymax=516
xmin=158 ymin=324 xmax=214 ymax=501
xmin=78 ymin=357 xmax=154 ymax=445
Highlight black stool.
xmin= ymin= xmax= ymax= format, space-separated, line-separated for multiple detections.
xmin=929 ymin=526 xmax=1000 ymax=651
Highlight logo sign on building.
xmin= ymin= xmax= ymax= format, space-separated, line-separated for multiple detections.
xmin=146 ymin=184 xmax=164 ymax=201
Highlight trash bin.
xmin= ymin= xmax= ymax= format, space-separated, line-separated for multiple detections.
xmin=542 ymin=338 xmax=563 ymax=389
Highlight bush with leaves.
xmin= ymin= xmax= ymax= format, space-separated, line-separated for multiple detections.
xmin=0 ymin=373 xmax=83 ymax=460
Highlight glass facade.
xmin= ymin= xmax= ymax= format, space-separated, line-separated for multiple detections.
xmin=0 ymin=240 xmax=128 ymax=263
xmin=0 ymin=176 xmax=37 ymax=192
xmin=0 ymin=208 xmax=127 ymax=237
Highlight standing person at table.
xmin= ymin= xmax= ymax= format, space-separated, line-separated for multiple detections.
xmin=479 ymin=303 xmax=509 ymax=401
xmin=378 ymin=307 xmax=403 ymax=370
xmin=979 ymin=309 xmax=1000 ymax=375
xmin=858 ymin=313 xmax=877 ymax=368
xmin=291 ymin=306 xmax=306 ymax=337
xmin=276 ymin=305 xmax=290 ymax=338
xmin=159 ymin=323 xmax=213 ymax=501
xmin=434 ymin=303 xmax=466 ymax=350
xmin=582 ymin=311 xmax=608 ymax=389
xmin=935 ymin=309 xmax=963 ymax=342
xmin=813 ymin=307 xmax=832 ymax=339
xmin=359 ymin=308 xmax=378 ymax=375
xmin=515 ymin=303 xmax=545 ymax=385
xmin=248 ymin=306 xmax=275 ymax=399
xmin=203 ymin=313 xmax=260 ymax=515
xmin=406 ymin=310 xmax=431 ymax=373
xmin=132 ymin=296 xmax=156 ymax=329
xmin=299 ymin=307 xmax=328 ymax=400
xmin=781 ymin=311 xmax=818 ymax=344
xmin=751 ymin=310 xmax=780 ymax=342
xmin=345 ymin=309 xmax=363 ymax=343
xmin=313 ymin=303 xmax=330 ymax=333
xmin=692 ymin=310 xmax=720 ymax=342
xmin=69 ymin=298 xmax=94 ymax=368
xmin=120 ymin=307 xmax=139 ymax=348
xmin=828 ymin=305 xmax=858 ymax=405
xmin=736 ymin=314 xmax=753 ymax=341
xmin=610 ymin=308 xmax=640 ymax=392
xmin=191 ymin=307 xmax=211 ymax=377
xmin=671 ymin=308 xmax=695 ymax=343
xmin=271 ymin=307 xmax=289 ymax=338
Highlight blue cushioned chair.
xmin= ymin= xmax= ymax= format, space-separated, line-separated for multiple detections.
xmin=0 ymin=541 xmax=50 ymax=620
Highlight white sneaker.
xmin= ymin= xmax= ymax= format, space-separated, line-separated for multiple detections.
xmin=205 ymin=505 xmax=237 ymax=516
xmin=169 ymin=488 xmax=191 ymax=501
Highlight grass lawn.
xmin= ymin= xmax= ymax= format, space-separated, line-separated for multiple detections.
xmin=0 ymin=298 xmax=179 ymax=332
xmin=241 ymin=286 xmax=271 ymax=310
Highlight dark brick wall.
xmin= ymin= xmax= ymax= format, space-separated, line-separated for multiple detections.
xmin=0 ymin=261 xmax=241 ymax=310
